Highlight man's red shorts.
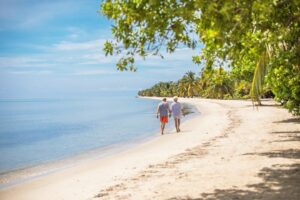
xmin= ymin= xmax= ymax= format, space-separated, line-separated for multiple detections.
xmin=160 ymin=116 xmax=168 ymax=123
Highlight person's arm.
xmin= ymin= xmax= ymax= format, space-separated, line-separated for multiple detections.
xmin=168 ymin=104 xmax=172 ymax=117
xmin=180 ymin=103 xmax=184 ymax=116
xmin=156 ymin=105 xmax=160 ymax=118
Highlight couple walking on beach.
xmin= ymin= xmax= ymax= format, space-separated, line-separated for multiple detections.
xmin=156 ymin=96 xmax=182 ymax=135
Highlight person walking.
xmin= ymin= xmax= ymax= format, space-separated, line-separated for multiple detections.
xmin=156 ymin=98 xmax=171 ymax=135
xmin=171 ymin=96 xmax=182 ymax=132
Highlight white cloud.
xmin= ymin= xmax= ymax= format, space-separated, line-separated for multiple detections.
xmin=0 ymin=37 xmax=115 ymax=70
xmin=0 ymin=56 xmax=52 ymax=68
xmin=72 ymin=69 xmax=118 ymax=76
xmin=53 ymin=39 xmax=106 ymax=51
xmin=136 ymin=47 xmax=200 ymax=67
xmin=0 ymin=33 xmax=202 ymax=77
xmin=10 ymin=70 xmax=53 ymax=75
xmin=65 ymin=27 xmax=89 ymax=40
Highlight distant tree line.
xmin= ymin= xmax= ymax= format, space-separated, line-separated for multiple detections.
xmin=138 ymin=68 xmax=274 ymax=100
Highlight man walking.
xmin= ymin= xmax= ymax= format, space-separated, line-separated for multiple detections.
xmin=171 ymin=96 xmax=182 ymax=132
xmin=156 ymin=98 xmax=171 ymax=135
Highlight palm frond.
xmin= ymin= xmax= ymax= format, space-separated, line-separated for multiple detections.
xmin=250 ymin=50 xmax=269 ymax=105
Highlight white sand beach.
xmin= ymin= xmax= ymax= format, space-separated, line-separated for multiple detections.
xmin=0 ymin=98 xmax=299 ymax=200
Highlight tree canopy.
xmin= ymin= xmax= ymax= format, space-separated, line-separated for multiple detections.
xmin=101 ymin=0 xmax=300 ymax=115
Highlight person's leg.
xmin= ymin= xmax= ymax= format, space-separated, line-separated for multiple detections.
xmin=174 ymin=118 xmax=179 ymax=132
xmin=160 ymin=117 xmax=163 ymax=135
xmin=178 ymin=118 xmax=181 ymax=132
xmin=161 ymin=122 xmax=166 ymax=135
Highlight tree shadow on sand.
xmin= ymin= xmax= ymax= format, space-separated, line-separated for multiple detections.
xmin=273 ymin=118 xmax=300 ymax=124
xmin=270 ymin=131 xmax=300 ymax=143
xmin=243 ymin=149 xmax=300 ymax=159
xmin=167 ymin=135 xmax=300 ymax=200
xmin=271 ymin=131 xmax=300 ymax=134
xmin=167 ymin=164 xmax=300 ymax=200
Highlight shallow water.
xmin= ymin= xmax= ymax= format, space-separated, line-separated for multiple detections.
xmin=0 ymin=91 xmax=164 ymax=174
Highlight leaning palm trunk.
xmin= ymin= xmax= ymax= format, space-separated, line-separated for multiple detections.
xmin=187 ymin=84 xmax=194 ymax=98
xmin=250 ymin=50 xmax=269 ymax=105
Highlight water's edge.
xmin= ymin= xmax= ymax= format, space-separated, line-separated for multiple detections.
xmin=0 ymin=98 xmax=199 ymax=189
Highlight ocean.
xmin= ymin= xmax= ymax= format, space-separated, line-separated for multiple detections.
xmin=0 ymin=91 xmax=167 ymax=175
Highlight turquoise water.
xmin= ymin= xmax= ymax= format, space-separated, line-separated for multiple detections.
xmin=0 ymin=91 xmax=163 ymax=174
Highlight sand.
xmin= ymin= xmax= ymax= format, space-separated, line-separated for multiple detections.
xmin=0 ymin=98 xmax=299 ymax=200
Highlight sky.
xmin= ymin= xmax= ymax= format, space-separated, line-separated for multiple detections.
xmin=0 ymin=0 xmax=201 ymax=99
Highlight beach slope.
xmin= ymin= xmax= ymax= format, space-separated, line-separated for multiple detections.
xmin=0 ymin=98 xmax=299 ymax=200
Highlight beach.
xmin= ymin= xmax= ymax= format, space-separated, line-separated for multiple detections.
xmin=0 ymin=98 xmax=299 ymax=200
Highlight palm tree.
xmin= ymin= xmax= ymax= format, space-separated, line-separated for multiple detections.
xmin=180 ymin=71 xmax=197 ymax=98
xmin=198 ymin=67 xmax=233 ymax=99
xmin=178 ymin=78 xmax=188 ymax=97
xmin=210 ymin=69 xmax=233 ymax=98
xmin=198 ymin=67 xmax=213 ymax=97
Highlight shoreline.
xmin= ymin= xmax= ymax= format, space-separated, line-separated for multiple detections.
xmin=0 ymin=97 xmax=198 ymax=189
xmin=1 ymin=98 xmax=299 ymax=200
xmin=0 ymin=135 xmax=156 ymax=189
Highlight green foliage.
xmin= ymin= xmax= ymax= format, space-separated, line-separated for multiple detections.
xmin=138 ymin=72 xmax=199 ymax=98
xmin=101 ymin=0 xmax=300 ymax=115
xmin=179 ymin=71 xmax=198 ymax=97
xmin=234 ymin=80 xmax=251 ymax=99
xmin=138 ymin=81 xmax=179 ymax=97
xmin=138 ymin=68 xmax=234 ymax=99
xmin=101 ymin=0 xmax=198 ymax=71
xmin=267 ymin=64 xmax=300 ymax=115
xmin=200 ymin=67 xmax=234 ymax=99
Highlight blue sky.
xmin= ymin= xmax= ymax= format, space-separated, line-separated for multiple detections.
xmin=0 ymin=0 xmax=201 ymax=99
